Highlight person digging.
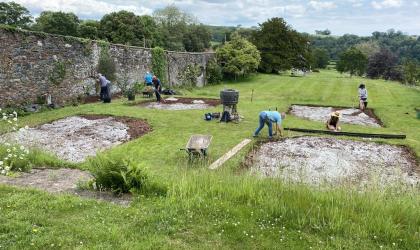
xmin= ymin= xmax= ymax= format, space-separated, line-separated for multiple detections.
xmin=253 ymin=111 xmax=285 ymax=139
xmin=152 ymin=75 xmax=163 ymax=103
xmin=326 ymin=111 xmax=341 ymax=131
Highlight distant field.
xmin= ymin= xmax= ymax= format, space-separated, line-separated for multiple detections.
xmin=0 ymin=71 xmax=419 ymax=249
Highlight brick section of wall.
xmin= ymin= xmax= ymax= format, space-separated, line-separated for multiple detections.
xmin=0 ymin=28 xmax=215 ymax=107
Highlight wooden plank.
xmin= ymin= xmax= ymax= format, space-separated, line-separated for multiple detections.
xmin=284 ymin=128 xmax=406 ymax=139
xmin=209 ymin=139 xmax=252 ymax=170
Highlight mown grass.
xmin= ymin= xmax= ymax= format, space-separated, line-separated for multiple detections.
xmin=0 ymin=70 xmax=419 ymax=249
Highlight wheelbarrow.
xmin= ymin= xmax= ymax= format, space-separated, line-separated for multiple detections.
xmin=180 ymin=135 xmax=212 ymax=159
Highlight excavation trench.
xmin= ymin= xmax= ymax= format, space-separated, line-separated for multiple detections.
xmin=289 ymin=105 xmax=383 ymax=127
xmin=141 ymin=97 xmax=220 ymax=110
xmin=248 ymin=136 xmax=419 ymax=189
xmin=0 ymin=115 xmax=151 ymax=163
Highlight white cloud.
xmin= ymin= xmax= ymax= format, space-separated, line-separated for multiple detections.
xmin=309 ymin=1 xmax=337 ymax=11
xmin=371 ymin=0 xmax=403 ymax=10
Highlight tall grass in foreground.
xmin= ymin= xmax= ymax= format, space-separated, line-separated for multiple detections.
xmin=165 ymin=171 xmax=420 ymax=249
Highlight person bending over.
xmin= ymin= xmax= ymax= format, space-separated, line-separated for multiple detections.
xmin=253 ymin=111 xmax=285 ymax=139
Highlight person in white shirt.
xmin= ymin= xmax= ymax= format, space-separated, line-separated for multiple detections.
xmin=358 ymin=83 xmax=368 ymax=110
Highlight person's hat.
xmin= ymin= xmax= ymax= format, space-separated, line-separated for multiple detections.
xmin=331 ymin=111 xmax=341 ymax=118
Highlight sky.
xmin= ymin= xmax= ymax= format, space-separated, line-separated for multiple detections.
xmin=6 ymin=0 xmax=420 ymax=36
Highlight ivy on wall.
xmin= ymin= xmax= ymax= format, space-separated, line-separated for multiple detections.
xmin=48 ymin=61 xmax=67 ymax=85
xmin=151 ymin=47 xmax=167 ymax=84
xmin=177 ymin=64 xmax=201 ymax=89
xmin=97 ymin=43 xmax=116 ymax=81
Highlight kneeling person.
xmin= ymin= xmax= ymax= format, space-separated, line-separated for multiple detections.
xmin=326 ymin=111 xmax=341 ymax=131
xmin=253 ymin=111 xmax=285 ymax=139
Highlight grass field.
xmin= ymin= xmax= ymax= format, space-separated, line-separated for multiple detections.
xmin=1 ymin=70 xmax=419 ymax=249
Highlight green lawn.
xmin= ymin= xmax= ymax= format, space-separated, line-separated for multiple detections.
xmin=1 ymin=71 xmax=419 ymax=249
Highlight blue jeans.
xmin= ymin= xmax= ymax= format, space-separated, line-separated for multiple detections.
xmin=254 ymin=112 xmax=273 ymax=137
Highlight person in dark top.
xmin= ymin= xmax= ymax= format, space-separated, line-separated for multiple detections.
xmin=152 ymin=75 xmax=162 ymax=102
xmin=326 ymin=111 xmax=341 ymax=131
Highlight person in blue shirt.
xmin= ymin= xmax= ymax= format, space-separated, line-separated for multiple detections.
xmin=144 ymin=71 xmax=153 ymax=86
xmin=253 ymin=111 xmax=286 ymax=138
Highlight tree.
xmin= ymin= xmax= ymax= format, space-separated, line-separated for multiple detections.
xmin=153 ymin=5 xmax=195 ymax=51
xmin=315 ymin=29 xmax=331 ymax=36
xmin=216 ymin=33 xmax=261 ymax=79
xmin=311 ymin=48 xmax=329 ymax=69
xmin=354 ymin=40 xmax=380 ymax=58
xmin=78 ymin=20 xmax=99 ymax=39
xmin=99 ymin=11 xmax=143 ymax=46
xmin=183 ymin=24 xmax=211 ymax=52
xmin=0 ymin=1 xmax=32 ymax=28
xmin=34 ymin=11 xmax=79 ymax=36
xmin=337 ymin=48 xmax=367 ymax=77
xmin=367 ymin=48 xmax=400 ymax=80
xmin=138 ymin=15 xmax=159 ymax=48
xmin=402 ymin=59 xmax=420 ymax=85
xmin=251 ymin=17 xmax=310 ymax=73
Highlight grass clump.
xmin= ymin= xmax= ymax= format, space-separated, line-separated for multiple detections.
xmin=87 ymin=155 xmax=164 ymax=195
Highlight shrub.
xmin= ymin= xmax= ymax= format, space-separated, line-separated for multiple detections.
xmin=87 ymin=156 xmax=150 ymax=194
xmin=177 ymin=64 xmax=201 ymax=89
xmin=206 ymin=59 xmax=223 ymax=85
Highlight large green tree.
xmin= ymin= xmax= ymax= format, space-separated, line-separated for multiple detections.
xmin=251 ymin=17 xmax=310 ymax=73
xmin=336 ymin=48 xmax=368 ymax=77
xmin=34 ymin=11 xmax=79 ymax=36
xmin=402 ymin=59 xmax=419 ymax=85
xmin=78 ymin=20 xmax=100 ymax=40
xmin=311 ymin=48 xmax=329 ymax=69
xmin=153 ymin=5 xmax=194 ymax=51
xmin=216 ymin=33 xmax=261 ymax=79
xmin=0 ymin=1 xmax=32 ymax=28
xmin=183 ymin=24 xmax=211 ymax=52
xmin=99 ymin=11 xmax=144 ymax=46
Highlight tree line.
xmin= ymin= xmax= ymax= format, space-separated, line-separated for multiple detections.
xmin=0 ymin=2 xmax=211 ymax=52
xmin=1 ymin=1 xmax=418 ymax=85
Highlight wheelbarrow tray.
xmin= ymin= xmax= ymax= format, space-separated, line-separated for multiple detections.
xmin=183 ymin=135 xmax=213 ymax=157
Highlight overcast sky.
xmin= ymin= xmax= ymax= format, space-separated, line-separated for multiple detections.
xmin=7 ymin=0 xmax=420 ymax=36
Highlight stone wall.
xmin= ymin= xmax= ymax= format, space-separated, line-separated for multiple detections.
xmin=0 ymin=27 xmax=215 ymax=107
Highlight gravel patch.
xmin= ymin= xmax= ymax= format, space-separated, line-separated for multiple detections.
xmin=143 ymin=97 xmax=219 ymax=110
xmin=250 ymin=137 xmax=419 ymax=188
xmin=0 ymin=115 xmax=151 ymax=163
xmin=290 ymin=105 xmax=381 ymax=127
xmin=0 ymin=168 xmax=131 ymax=206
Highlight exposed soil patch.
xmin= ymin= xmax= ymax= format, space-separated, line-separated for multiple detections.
xmin=289 ymin=105 xmax=382 ymax=127
xmin=0 ymin=115 xmax=151 ymax=163
xmin=0 ymin=168 xmax=131 ymax=206
xmin=249 ymin=136 xmax=419 ymax=188
xmin=142 ymin=97 xmax=220 ymax=110
xmin=80 ymin=114 xmax=152 ymax=140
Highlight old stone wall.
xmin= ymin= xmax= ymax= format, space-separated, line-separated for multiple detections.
xmin=0 ymin=27 xmax=215 ymax=107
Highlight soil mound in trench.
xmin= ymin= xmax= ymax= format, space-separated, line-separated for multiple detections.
xmin=250 ymin=136 xmax=418 ymax=188
xmin=143 ymin=97 xmax=220 ymax=110
xmin=289 ymin=105 xmax=382 ymax=127
xmin=0 ymin=115 xmax=151 ymax=163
